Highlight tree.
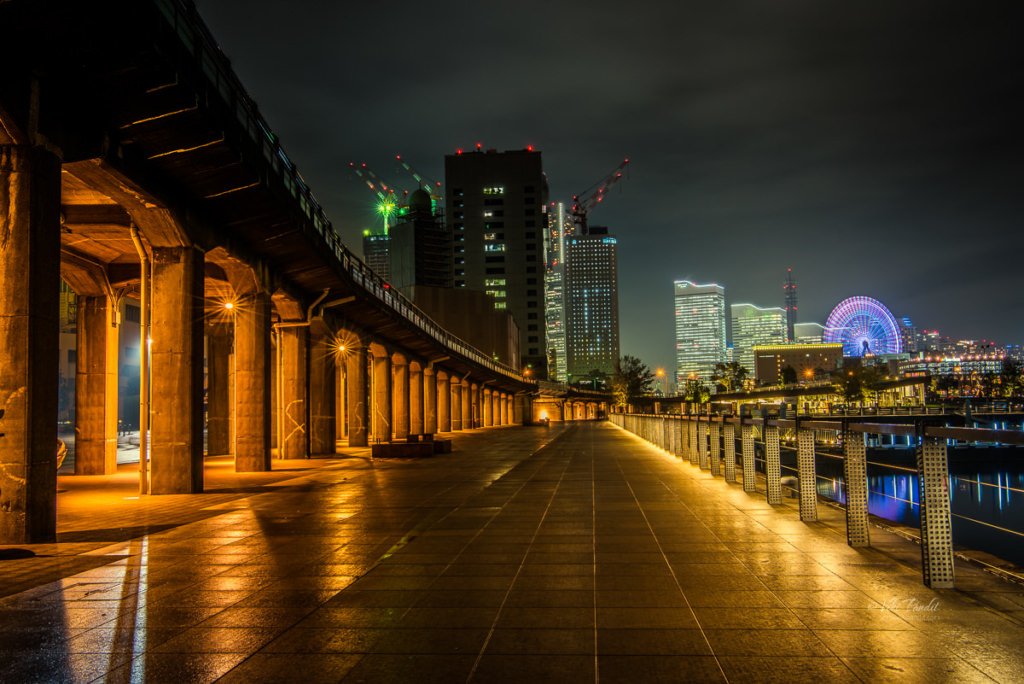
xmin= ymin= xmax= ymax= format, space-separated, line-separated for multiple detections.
xmin=681 ymin=378 xmax=711 ymax=405
xmin=712 ymin=362 xmax=749 ymax=393
xmin=611 ymin=356 xmax=655 ymax=407
xmin=1001 ymin=359 xmax=1023 ymax=397
xmin=780 ymin=365 xmax=798 ymax=386
xmin=836 ymin=370 xmax=865 ymax=404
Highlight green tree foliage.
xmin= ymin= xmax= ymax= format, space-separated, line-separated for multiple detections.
xmin=1001 ymin=358 xmax=1023 ymax=397
xmin=681 ymin=378 xmax=711 ymax=404
xmin=780 ymin=365 xmax=798 ymax=386
xmin=612 ymin=356 xmax=655 ymax=407
xmin=712 ymin=362 xmax=748 ymax=392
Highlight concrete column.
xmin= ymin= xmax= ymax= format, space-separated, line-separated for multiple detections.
xmin=502 ymin=394 xmax=509 ymax=425
xmin=279 ymin=327 xmax=308 ymax=458
xmin=843 ymin=431 xmax=870 ymax=547
xmin=917 ymin=438 xmax=955 ymax=588
xmin=796 ymin=427 xmax=818 ymax=522
xmin=515 ymin=393 xmax=527 ymax=425
xmin=392 ymin=357 xmax=409 ymax=439
xmin=234 ymin=292 xmax=271 ymax=471
xmin=372 ymin=352 xmax=392 ymax=441
xmin=741 ymin=423 xmax=756 ymax=492
xmin=450 ymin=377 xmax=462 ymax=431
xmin=483 ymin=389 xmax=493 ymax=427
xmin=346 ymin=344 xmax=369 ymax=446
xmin=461 ymin=382 xmax=471 ymax=429
xmin=410 ymin=363 xmax=423 ymax=437
xmin=764 ymin=424 xmax=782 ymax=505
xmin=149 ymin=247 xmax=205 ymax=494
xmin=723 ymin=423 xmax=737 ymax=483
xmin=436 ymin=372 xmax=450 ymax=432
xmin=0 ymin=146 xmax=60 ymax=543
xmin=710 ymin=423 xmax=721 ymax=476
xmin=423 ymin=368 xmax=437 ymax=435
xmin=697 ymin=421 xmax=709 ymax=469
xmin=308 ymin=330 xmax=336 ymax=455
xmin=205 ymin=325 xmax=232 ymax=457
xmin=74 ymin=295 xmax=119 ymax=474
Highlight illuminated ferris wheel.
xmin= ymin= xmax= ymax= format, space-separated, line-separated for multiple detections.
xmin=823 ymin=296 xmax=903 ymax=356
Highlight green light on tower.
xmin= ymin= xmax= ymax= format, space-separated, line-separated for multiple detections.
xmin=377 ymin=200 xmax=396 ymax=235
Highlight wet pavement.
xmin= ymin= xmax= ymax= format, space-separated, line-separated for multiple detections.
xmin=2 ymin=422 xmax=1023 ymax=682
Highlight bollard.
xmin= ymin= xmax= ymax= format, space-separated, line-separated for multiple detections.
xmin=723 ymin=423 xmax=736 ymax=483
xmin=917 ymin=437 xmax=955 ymax=588
xmin=764 ymin=424 xmax=782 ymax=504
xmin=709 ymin=423 xmax=721 ymax=476
xmin=741 ymin=423 xmax=756 ymax=492
xmin=698 ymin=421 xmax=709 ymax=469
xmin=796 ymin=427 xmax=818 ymax=522
xmin=843 ymin=430 xmax=870 ymax=547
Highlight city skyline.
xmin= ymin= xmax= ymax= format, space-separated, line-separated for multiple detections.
xmin=196 ymin=0 xmax=1023 ymax=376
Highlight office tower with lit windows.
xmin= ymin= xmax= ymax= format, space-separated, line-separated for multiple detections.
xmin=445 ymin=147 xmax=549 ymax=372
xmin=544 ymin=202 xmax=573 ymax=382
xmin=730 ymin=303 xmax=787 ymax=373
xmin=793 ymin=321 xmax=825 ymax=344
xmin=362 ymin=231 xmax=390 ymax=281
xmin=388 ymin=189 xmax=453 ymax=294
xmin=674 ymin=280 xmax=726 ymax=386
xmin=564 ymin=226 xmax=620 ymax=381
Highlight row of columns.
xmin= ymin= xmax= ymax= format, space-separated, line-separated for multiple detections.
xmin=610 ymin=413 xmax=956 ymax=589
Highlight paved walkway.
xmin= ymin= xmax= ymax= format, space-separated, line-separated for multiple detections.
xmin=1 ymin=422 xmax=1023 ymax=682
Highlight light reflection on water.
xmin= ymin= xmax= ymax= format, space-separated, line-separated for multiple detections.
xmin=812 ymin=451 xmax=1024 ymax=566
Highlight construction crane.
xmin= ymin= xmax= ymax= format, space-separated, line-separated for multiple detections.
xmin=570 ymin=158 xmax=630 ymax=234
xmin=347 ymin=161 xmax=406 ymax=234
xmin=395 ymin=154 xmax=443 ymax=203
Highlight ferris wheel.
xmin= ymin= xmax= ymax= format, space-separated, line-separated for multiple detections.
xmin=823 ymin=296 xmax=903 ymax=356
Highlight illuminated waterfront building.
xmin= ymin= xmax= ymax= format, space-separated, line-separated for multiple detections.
xmin=730 ymin=303 xmax=786 ymax=373
xmin=794 ymin=322 xmax=825 ymax=344
xmin=674 ymin=280 xmax=726 ymax=386
xmin=752 ymin=343 xmax=844 ymax=385
xmin=564 ymin=227 xmax=620 ymax=380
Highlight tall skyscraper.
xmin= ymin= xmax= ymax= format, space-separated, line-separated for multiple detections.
xmin=674 ymin=280 xmax=726 ymax=386
xmin=730 ymin=303 xmax=787 ymax=373
xmin=544 ymin=202 xmax=573 ymax=382
xmin=784 ymin=268 xmax=798 ymax=341
xmin=445 ymin=147 xmax=549 ymax=372
xmin=564 ymin=226 xmax=620 ymax=381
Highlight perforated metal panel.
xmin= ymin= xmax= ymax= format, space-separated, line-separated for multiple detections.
xmin=697 ymin=421 xmax=709 ymax=469
xmin=709 ymin=423 xmax=721 ymax=476
xmin=723 ymin=424 xmax=736 ymax=483
xmin=843 ymin=431 xmax=870 ymax=547
xmin=796 ymin=428 xmax=818 ymax=521
xmin=688 ymin=421 xmax=699 ymax=465
xmin=741 ymin=424 xmax=756 ymax=492
xmin=765 ymin=425 xmax=782 ymax=504
xmin=918 ymin=439 xmax=955 ymax=588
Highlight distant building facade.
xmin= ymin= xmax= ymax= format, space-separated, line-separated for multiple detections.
xmin=362 ymin=232 xmax=390 ymax=281
xmin=445 ymin=147 xmax=548 ymax=373
xmin=564 ymin=227 xmax=620 ymax=381
xmin=793 ymin=322 xmax=825 ymax=344
xmin=674 ymin=280 xmax=726 ymax=385
xmin=730 ymin=303 xmax=786 ymax=373
xmin=544 ymin=202 xmax=573 ymax=382
xmin=753 ymin=343 xmax=843 ymax=385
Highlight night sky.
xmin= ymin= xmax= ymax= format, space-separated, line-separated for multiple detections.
xmin=197 ymin=0 xmax=1023 ymax=374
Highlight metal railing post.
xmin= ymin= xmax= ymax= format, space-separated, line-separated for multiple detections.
xmin=741 ymin=423 xmax=756 ymax=492
xmin=765 ymin=423 xmax=782 ymax=504
xmin=843 ymin=429 xmax=870 ymax=547
xmin=917 ymin=437 xmax=955 ymax=588
xmin=698 ymin=420 xmax=709 ymax=469
xmin=796 ymin=426 xmax=818 ymax=521
xmin=709 ymin=422 xmax=721 ymax=476
xmin=723 ymin=423 xmax=736 ymax=483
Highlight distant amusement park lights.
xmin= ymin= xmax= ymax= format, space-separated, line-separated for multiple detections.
xmin=823 ymin=296 xmax=903 ymax=356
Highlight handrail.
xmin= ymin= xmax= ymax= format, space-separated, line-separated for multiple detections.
xmin=153 ymin=0 xmax=529 ymax=384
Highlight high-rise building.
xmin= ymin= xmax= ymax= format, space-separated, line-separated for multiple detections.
xmin=362 ymin=231 xmax=390 ymax=281
xmin=564 ymin=226 xmax=620 ymax=381
xmin=784 ymin=268 xmax=798 ymax=341
xmin=674 ymin=280 xmax=726 ymax=386
xmin=544 ymin=202 xmax=573 ymax=382
xmin=793 ymin=322 xmax=825 ymax=344
xmin=445 ymin=147 xmax=549 ymax=372
xmin=388 ymin=189 xmax=452 ymax=294
xmin=730 ymin=303 xmax=786 ymax=373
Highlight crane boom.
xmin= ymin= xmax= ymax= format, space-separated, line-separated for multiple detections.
xmin=347 ymin=161 xmax=404 ymax=234
xmin=570 ymin=158 xmax=630 ymax=234
xmin=395 ymin=154 xmax=443 ymax=200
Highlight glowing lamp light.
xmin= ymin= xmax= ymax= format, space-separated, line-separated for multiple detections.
xmin=223 ymin=301 xmax=234 ymax=311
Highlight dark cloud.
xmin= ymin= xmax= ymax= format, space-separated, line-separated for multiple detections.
xmin=197 ymin=0 xmax=1024 ymax=372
